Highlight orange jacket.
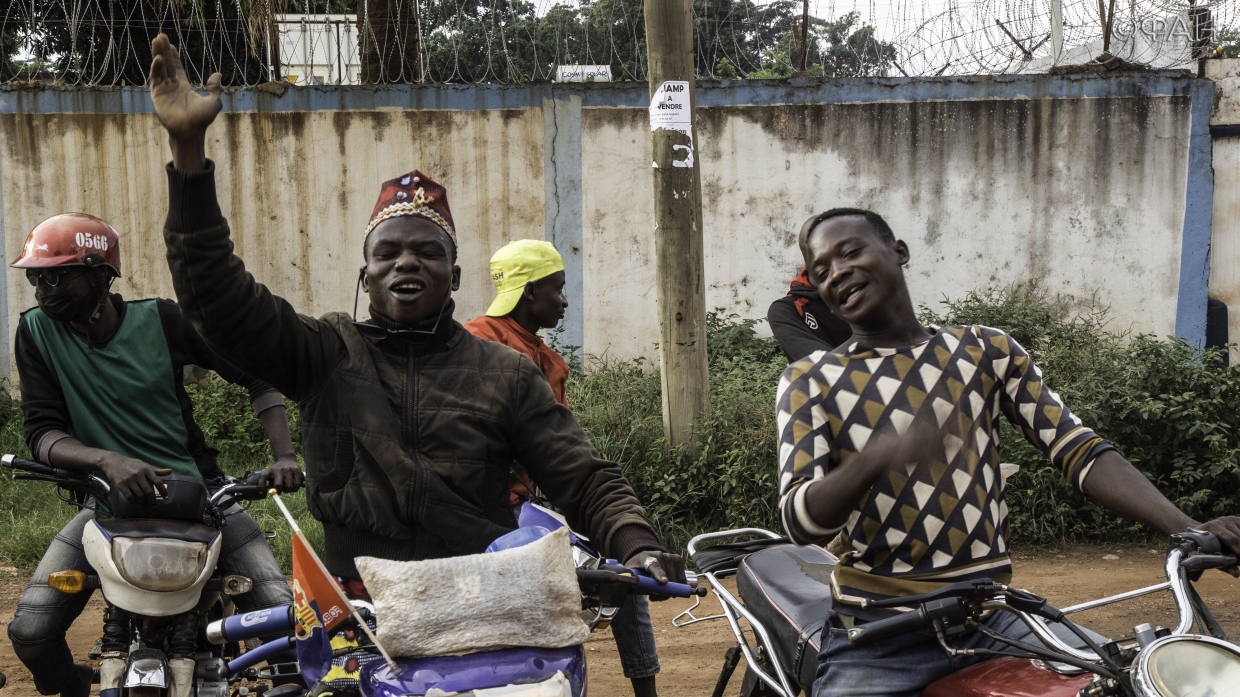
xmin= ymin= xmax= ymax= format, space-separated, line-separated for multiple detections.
xmin=462 ymin=315 xmax=569 ymax=406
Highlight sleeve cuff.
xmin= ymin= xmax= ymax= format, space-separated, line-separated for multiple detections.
xmin=35 ymin=430 xmax=73 ymax=463
xmin=250 ymin=389 xmax=286 ymax=415
xmin=1074 ymin=440 xmax=1118 ymax=490
xmin=165 ymin=160 xmax=225 ymax=233
xmin=607 ymin=523 xmax=665 ymax=563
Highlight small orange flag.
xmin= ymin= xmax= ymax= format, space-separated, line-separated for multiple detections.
xmin=291 ymin=531 xmax=352 ymax=635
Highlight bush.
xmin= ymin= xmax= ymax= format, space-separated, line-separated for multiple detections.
xmin=1 ymin=291 xmax=1236 ymax=572
xmin=920 ymin=285 xmax=1240 ymax=544
xmin=569 ymin=312 xmax=788 ymax=553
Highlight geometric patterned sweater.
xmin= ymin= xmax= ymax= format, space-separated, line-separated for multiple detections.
xmin=777 ymin=325 xmax=1111 ymax=617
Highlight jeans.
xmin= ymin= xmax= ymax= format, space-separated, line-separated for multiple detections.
xmin=610 ymin=594 xmax=660 ymax=679
xmin=811 ymin=609 xmax=1033 ymax=697
xmin=9 ymin=507 xmax=293 ymax=695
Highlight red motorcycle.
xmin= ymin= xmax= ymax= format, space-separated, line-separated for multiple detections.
xmin=676 ymin=528 xmax=1239 ymax=697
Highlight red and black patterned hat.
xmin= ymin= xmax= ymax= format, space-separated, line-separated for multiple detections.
xmin=365 ymin=171 xmax=456 ymax=244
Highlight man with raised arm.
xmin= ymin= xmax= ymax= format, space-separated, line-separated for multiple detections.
xmin=146 ymin=35 xmax=684 ymax=595
xmin=777 ymin=207 xmax=1240 ymax=696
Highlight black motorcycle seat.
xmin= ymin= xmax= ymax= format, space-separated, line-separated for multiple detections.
xmin=736 ymin=543 xmax=836 ymax=690
xmin=97 ymin=518 xmax=219 ymax=545
xmin=692 ymin=536 xmax=790 ymax=576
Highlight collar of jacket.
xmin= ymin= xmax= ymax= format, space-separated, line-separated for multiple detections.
xmin=366 ymin=298 xmax=459 ymax=355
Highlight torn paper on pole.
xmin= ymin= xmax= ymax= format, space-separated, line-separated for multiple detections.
xmin=649 ymin=81 xmax=693 ymax=169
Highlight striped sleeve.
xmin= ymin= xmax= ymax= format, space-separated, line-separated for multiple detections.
xmin=988 ymin=328 xmax=1107 ymax=491
xmin=776 ymin=357 xmax=840 ymax=545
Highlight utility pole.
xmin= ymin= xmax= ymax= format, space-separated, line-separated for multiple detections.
xmin=644 ymin=0 xmax=709 ymax=448
xmin=1051 ymin=0 xmax=1063 ymax=65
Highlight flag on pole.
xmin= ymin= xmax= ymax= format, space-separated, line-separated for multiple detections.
xmin=269 ymin=491 xmax=398 ymax=683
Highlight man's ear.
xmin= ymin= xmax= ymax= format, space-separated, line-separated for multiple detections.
xmin=451 ymin=264 xmax=461 ymax=292
xmin=359 ymin=266 xmax=370 ymax=293
xmin=893 ymin=240 xmax=911 ymax=266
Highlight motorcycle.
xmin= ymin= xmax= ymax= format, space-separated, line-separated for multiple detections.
xmin=2 ymin=454 xmax=298 ymax=697
xmin=677 ymin=527 xmax=1240 ymax=697
xmin=208 ymin=502 xmax=707 ymax=697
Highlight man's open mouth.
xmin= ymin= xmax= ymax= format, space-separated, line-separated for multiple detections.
xmin=838 ymin=282 xmax=867 ymax=310
xmin=389 ymin=280 xmax=426 ymax=301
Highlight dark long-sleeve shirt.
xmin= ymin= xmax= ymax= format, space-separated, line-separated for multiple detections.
xmin=161 ymin=162 xmax=661 ymax=577
xmin=768 ymin=270 xmax=852 ymax=361
xmin=16 ymin=294 xmax=282 ymax=476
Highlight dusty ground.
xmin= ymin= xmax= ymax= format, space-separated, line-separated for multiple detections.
xmin=0 ymin=543 xmax=1234 ymax=697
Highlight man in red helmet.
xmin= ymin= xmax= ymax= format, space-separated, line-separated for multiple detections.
xmin=146 ymin=33 xmax=684 ymax=603
xmin=7 ymin=213 xmax=303 ymax=697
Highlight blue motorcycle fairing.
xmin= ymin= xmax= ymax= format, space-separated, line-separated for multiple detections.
xmin=485 ymin=525 xmax=553 ymax=553
xmin=517 ymin=502 xmax=599 ymax=556
xmin=360 ymin=645 xmax=586 ymax=697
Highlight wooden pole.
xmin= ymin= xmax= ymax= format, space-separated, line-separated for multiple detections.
xmin=644 ymin=0 xmax=709 ymax=448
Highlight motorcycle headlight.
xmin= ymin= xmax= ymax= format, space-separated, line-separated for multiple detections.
xmin=1135 ymin=635 xmax=1240 ymax=697
xmin=112 ymin=537 xmax=209 ymax=592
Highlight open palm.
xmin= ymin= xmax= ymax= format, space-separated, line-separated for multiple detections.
xmin=148 ymin=33 xmax=222 ymax=145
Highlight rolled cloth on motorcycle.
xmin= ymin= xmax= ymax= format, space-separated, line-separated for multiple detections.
xmin=355 ymin=527 xmax=590 ymax=657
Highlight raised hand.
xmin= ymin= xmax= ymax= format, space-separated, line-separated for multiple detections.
xmin=149 ymin=33 xmax=222 ymax=170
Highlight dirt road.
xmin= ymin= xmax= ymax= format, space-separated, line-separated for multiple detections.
xmin=0 ymin=543 xmax=1234 ymax=697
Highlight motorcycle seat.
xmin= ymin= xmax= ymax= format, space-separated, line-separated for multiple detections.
xmin=96 ymin=518 xmax=219 ymax=544
xmin=736 ymin=543 xmax=836 ymax=691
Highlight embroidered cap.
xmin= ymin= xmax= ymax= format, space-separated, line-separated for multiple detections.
xmin=365 ymin=171 xmax=456 ymax=244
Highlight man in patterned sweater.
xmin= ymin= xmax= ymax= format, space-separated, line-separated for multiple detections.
xmin=777 ymin=208 xmax=1240 ymax=696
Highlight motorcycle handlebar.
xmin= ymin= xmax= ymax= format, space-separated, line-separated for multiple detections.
xmin=846 ymin=607 xmax=933 ymax=647
xmin=847 ymin=597 xmax=971 ymax=647
xmin=2 ymin=454 xmax=77 ymax=480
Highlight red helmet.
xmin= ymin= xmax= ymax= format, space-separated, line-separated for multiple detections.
xmin=12 ymin=213 xmax=121 ymax=277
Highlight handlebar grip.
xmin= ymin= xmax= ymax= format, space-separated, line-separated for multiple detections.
xmin=3 ymin=454 xmax=81 ymax=481
xmin=1181 ymin=554 xmax=1238 ymax=572
xmin=631 ymin=574 xmax=703 ymax=598
xmin=847 ymin=609 xmax=931 ymax=647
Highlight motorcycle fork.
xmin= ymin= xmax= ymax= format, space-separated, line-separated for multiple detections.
xmin=98 ymin=604 xmax=132 ymax=697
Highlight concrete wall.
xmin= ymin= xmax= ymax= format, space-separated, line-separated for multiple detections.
xmin=0 ymin=74 xmax=1215 ymax=380
xmin=1207 ymin=59 xmax=1240 ymax=363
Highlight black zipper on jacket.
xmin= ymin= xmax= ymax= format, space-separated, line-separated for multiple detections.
xmin=404 ymin=342 xmax=426 ymax=554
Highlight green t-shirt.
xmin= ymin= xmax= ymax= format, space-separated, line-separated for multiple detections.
xmin=24 ymin=299 xmax=201 ymax=479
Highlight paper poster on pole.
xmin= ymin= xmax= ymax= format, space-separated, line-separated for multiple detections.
xmin=649 ymin=80 xmax=694 ymax=168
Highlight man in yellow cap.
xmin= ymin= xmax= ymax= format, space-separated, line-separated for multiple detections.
xmin=465 ymin=240 xmax=664 ymax=697
xmin=464 ymin=240 xmax=570 ymax=404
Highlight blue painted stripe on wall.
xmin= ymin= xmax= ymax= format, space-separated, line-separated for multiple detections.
xmin=543 ymin=94 xmax=585 ymax=362
xmin=1174 ymin=78 xmax=1217 ymax=348
xmin=0 ymin=72 xmax=1199 ymax=115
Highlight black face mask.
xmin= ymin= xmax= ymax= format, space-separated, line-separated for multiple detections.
xmin=36 ymin=282 xmax=105 ymax=324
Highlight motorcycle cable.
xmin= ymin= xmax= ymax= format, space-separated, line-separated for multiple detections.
xmin=999 ymin=587 xmax=1127 ymax=678
xmin=970 ymin=622 xmax=1127 ymax=685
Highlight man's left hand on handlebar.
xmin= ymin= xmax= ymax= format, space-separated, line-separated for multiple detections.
xmin=1195 ymin=515 xmax=1240 ymax=577
xmin=259 ymin=456 xmax=304 ymax=493
xmin=625 ymin=550 xmax=687 ymax=599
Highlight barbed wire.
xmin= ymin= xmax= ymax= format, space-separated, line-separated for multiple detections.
xmin=1 ymin=0 xmax=1234 ymax=86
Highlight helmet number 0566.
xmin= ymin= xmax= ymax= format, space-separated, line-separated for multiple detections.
xmin=76 ymin=232 xmax=109 ymax=251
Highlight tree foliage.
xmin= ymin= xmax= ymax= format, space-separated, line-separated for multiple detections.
xmin=5 ymin=0 xmax=894 ymax=84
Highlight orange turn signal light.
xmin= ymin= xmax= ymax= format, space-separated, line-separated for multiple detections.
xmin=48 ymin=570 xmax=87 ymax=593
